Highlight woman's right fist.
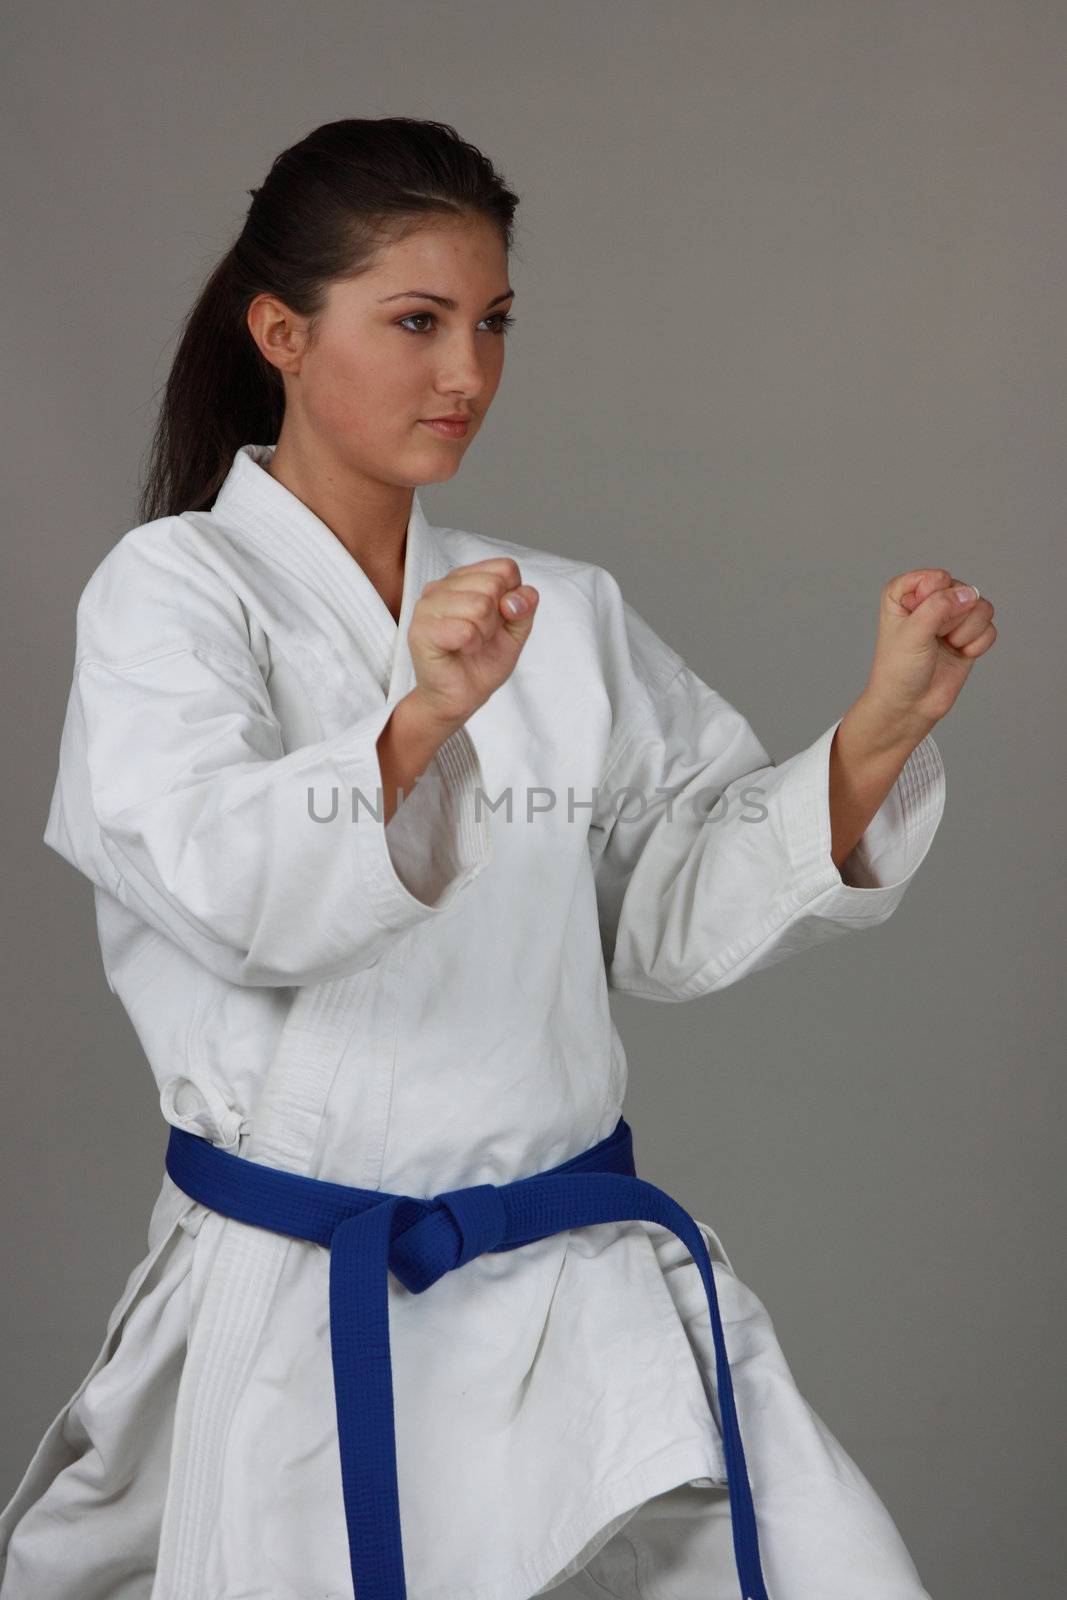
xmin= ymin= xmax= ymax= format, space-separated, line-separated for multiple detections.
xmin=405 ymin=558 xmax=539 ymax=730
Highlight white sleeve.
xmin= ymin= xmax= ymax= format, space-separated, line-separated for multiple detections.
xmin=43 ymin=644 xmax=492 ymax=988
xmin=586 ymin=577 xmax=946 ymax=1002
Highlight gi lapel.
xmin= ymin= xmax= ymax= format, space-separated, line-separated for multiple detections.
xmin=209 ymin=441 xmax=449 ymax=717
xmin=154 ymin=444 xmax=458 ymax=1595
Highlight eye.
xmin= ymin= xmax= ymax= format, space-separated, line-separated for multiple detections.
xmin=397 ymin=312 xmax=517 ymax=336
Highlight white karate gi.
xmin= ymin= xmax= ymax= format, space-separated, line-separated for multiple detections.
xmin=0 ymin=442 xmax=943 ymax=1600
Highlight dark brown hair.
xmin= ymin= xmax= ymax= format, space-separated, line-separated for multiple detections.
xmin=137 ymin=117 xmax=521 ymax=523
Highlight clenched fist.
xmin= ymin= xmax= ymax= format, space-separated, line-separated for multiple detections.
xmin=376 ymin=558 xmax=539 ymax=825
xmin=858 ymin=567 xmax=998 ymax=748
xmin=407 ymin=557 xmax=540 ymax=729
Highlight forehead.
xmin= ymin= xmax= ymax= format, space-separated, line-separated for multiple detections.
xmin=331 ymin=217 xmax=509 ymax=308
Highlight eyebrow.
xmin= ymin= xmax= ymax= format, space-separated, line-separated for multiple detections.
xmin=376 ymin=288 xmax=516 ymax=311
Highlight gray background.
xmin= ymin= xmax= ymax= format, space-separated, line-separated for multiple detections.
xmin=3 ymin=3 xmax=1063 ymax=1595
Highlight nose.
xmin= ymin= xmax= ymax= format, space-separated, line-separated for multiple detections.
xmin=433 ymin=332 xmax=496 ymax=402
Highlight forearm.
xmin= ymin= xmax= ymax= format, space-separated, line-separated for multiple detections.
xmin=376 ymin=691 xmax=466 ymax=826
xmin=828 ymin=697 xmax=926 ymax=872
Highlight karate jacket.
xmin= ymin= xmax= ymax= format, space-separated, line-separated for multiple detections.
xmin=0 ymin=442 xmax=946 ymax=1600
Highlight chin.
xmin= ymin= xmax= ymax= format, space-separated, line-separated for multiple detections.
xmin=395 ymin=466 xmax=460 ymax=491
xmin=415 ymin=452 xmax=464 ymax=482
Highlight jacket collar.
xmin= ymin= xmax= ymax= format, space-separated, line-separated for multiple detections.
xmin=209 ymin=441 xmax=449 ymax=705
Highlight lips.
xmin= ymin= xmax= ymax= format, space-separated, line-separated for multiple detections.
xmin=420 ymin=417 xmax=470 ymax=437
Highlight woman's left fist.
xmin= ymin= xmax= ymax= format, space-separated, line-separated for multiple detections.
xmin=859 ymin=568 xmax=997 ymax=747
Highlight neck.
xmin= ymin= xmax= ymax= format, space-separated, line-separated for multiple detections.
xmin=265 ymin=434 xmax=413 ymax=623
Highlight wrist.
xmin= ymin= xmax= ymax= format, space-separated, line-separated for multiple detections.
xmin=842 ymin=693 xmax=932 ymax=761
xmin=376 ymin=693 xmax=466 ymax=828
xmin=395 ymin=690 xmax=467 ymax=751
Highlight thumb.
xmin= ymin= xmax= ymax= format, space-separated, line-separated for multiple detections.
xmin=499 ymin=585 xmax=539 ymax=641
xmin=888 ymin=570 xmax=981 ymax=643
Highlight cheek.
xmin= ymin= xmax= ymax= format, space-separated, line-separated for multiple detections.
xmin=307 ymin=338 xmax=423 ymax=436
xmin=483 ymin=355 xmax=505 ymax=401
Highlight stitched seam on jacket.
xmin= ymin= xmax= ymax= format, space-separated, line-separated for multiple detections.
xmin=597 ymin=662 xmax=689 ymax=795
xmin=75 ymin=638 xmax=269 ymax=686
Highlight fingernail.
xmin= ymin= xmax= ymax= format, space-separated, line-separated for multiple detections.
xmin=954 ymin=587 xmax=976 ymax=604
xmin=504 ymin=592 xmax=527 ymax=615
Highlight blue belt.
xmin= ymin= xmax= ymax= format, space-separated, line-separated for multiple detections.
xmin=165 ymin=1115 xmax=770 ymax=1600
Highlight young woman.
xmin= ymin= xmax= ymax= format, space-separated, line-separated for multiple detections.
xmin=0 ymin=117 xmax=995 ymax=1600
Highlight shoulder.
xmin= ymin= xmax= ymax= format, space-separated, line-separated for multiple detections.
xmin=432 ymin=523 xmax=683 ymax=685
xmin=73 ymin=515 xmax=258 ymax=675
xmin=433 ymin=520 xmax=602 ymax=593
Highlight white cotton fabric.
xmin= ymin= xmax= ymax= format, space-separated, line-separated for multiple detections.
xmin=0 ymin=443 xmax=943 ymax=1600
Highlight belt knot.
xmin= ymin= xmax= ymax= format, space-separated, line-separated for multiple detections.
xmin=437 ymin=1182 xmax=508 ymax=1267
xmin=386 ymin=1182 xmax=508 ymax=1293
